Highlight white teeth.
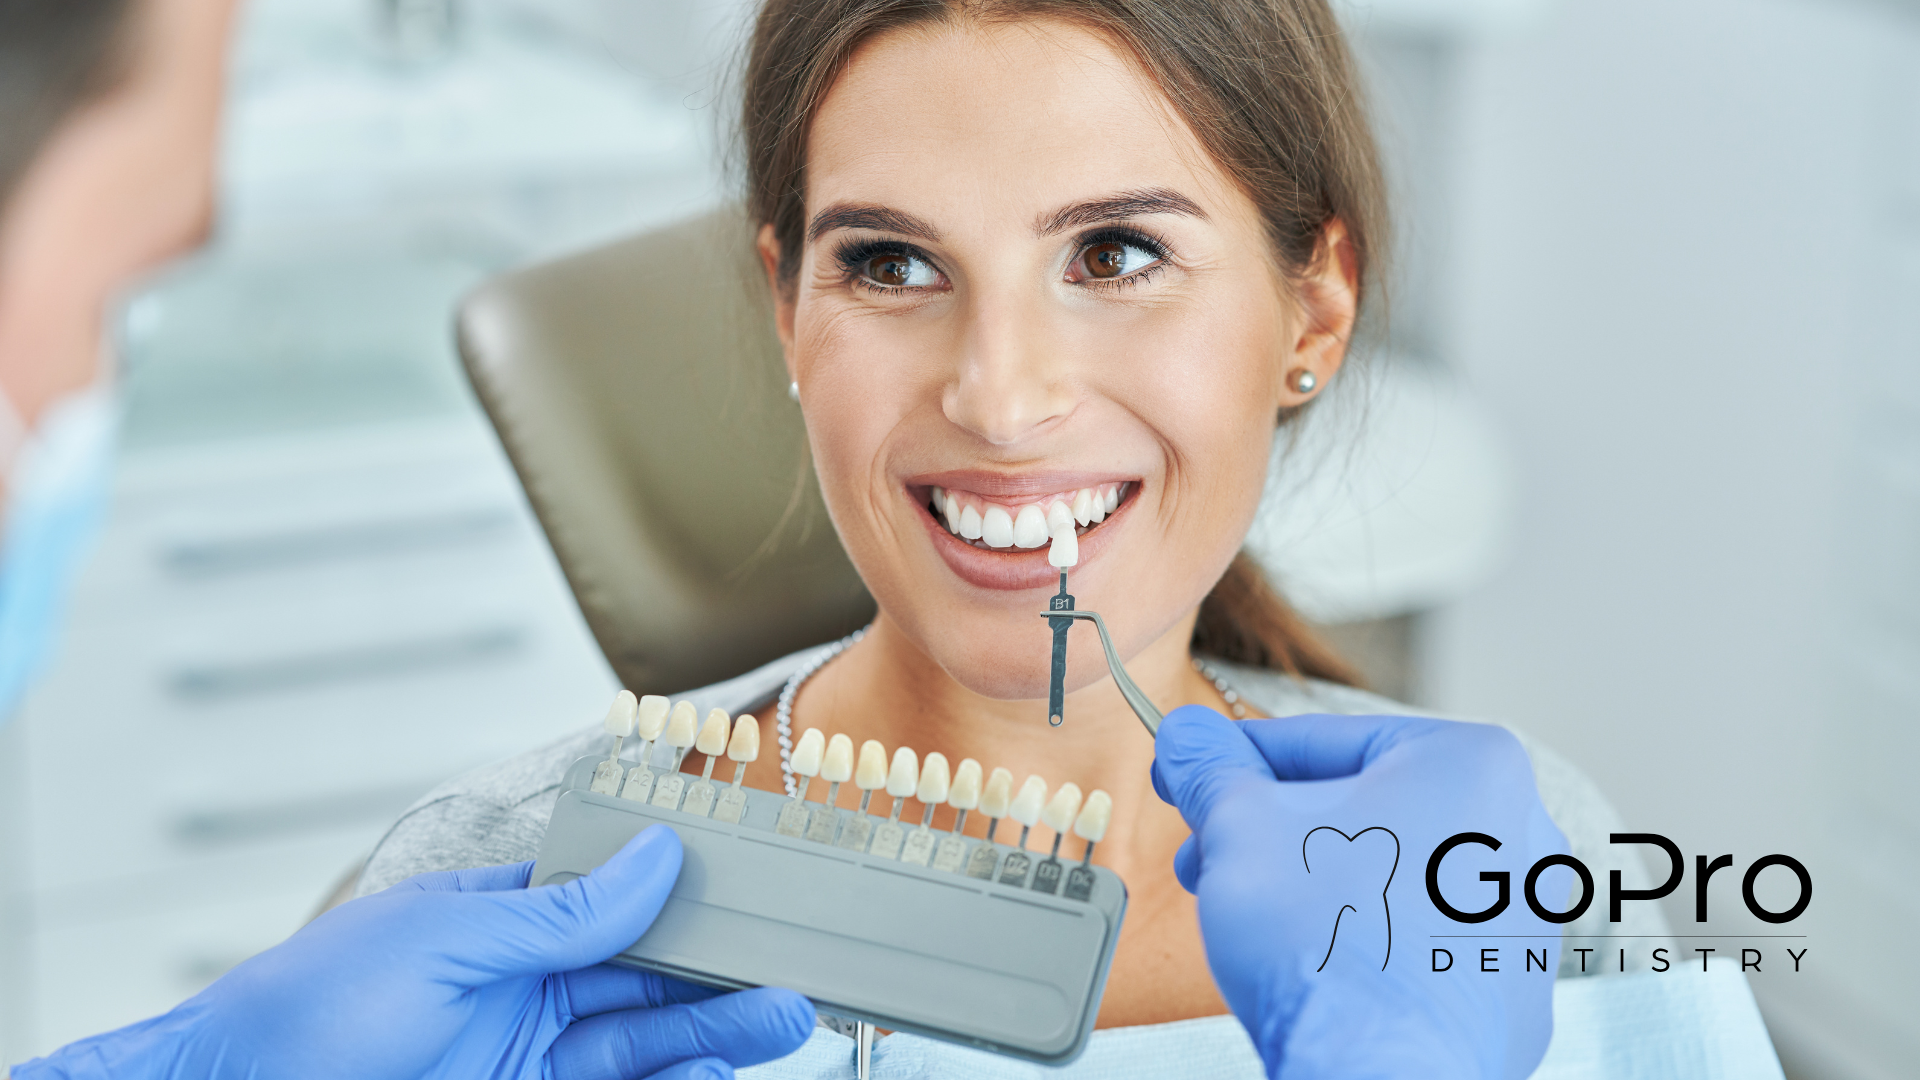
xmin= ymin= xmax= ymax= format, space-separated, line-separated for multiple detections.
xmin=726 ymin=715 xmax=760 ymax=761
xmin=1041 ymin=782 xmax=1083 ymax=832
xmin=981 ymin=505 xmax=1015 ymax=547
xmin=1105 ymin=484 xmax=1119 ymax=512
xmin=1073 ymin=789 xmax=1112 ymax=843
xmin=980 ymin=767 xmax=1015 ymax=817
xmin=1071 ymin=488 xmax=1094 ymax=526
xmin=1045 ymin=500 xmax=1073 ymax=535
xmin=948 ymin=758 xmax=983 ymax=810
xmin=886 ymin=746 xmax=920 ymax=798
xmin=790 ymin=727 xmax=825 ymax=776
xmin=960 ymin=503 xmax=985 ymax=540
xmin=855 ymin=740 xmax=888 ymax=789
xmin=603 ymin=690 xmax=638 ymax=737
xmin=1048 ymin=524 xmax=1078 ymax=568
xmin=821 ymin=733 xmax=855 ymax=783
xmin=1009 ymin=776 xmax=1049 ymax=826
xmin=695 ymin=708 xmax=730 ymax=755
xmin=636 ymin=695 xmax=671 ymax=740
xmin=1090 ymin=488 xmax=1107 ymax=522
xmin=916 ymin=752 xmax=951 ymax=804
xmin=664 ymin=701 xmax=699 ymax=748
xmin=943 ymin=492 xmax=961 ymax=532
xmin=1012 ymin=504 xmax=1048 ymax=548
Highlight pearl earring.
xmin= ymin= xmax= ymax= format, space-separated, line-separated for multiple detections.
xmin=1288 ymin=368 xmax=1318 ymax=395
xmin=788 ymin=381 xmax=800 ymax=403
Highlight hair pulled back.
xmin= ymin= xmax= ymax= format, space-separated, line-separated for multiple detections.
xmin=743 ymin=0 xmax=1379 ymax=686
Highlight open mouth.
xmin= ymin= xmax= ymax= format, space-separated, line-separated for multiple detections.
xmin=921 ymin=482 xmax=1135 ymax=551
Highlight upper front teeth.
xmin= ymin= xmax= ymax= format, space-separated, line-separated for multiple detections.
xmin=928 ymin=482 xmax=1129 ymax=552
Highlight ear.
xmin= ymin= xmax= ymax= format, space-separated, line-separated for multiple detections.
xmin=1281 ymin=218 xmax=1359 ymax=405
xmin=757 ymin=223 xmax=799 ymax=381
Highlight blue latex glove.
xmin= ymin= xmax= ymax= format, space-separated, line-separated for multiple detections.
xmin=14 ymin=826 xmax=814 ymax=1080
xmin=1153 ymin=705 xmax=1573 ymax=1080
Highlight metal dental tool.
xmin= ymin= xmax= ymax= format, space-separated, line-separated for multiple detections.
xmin=1035 ymin=604 xmax=1164 ymax=738
xmin=1045 ymin=522 xmax=1079 ymax=727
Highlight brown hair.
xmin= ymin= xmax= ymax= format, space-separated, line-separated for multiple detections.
xmin=743 ymin=0 xmax=1378 ymax=686
xmin=0 ymin=0 xmax=135 ymax=211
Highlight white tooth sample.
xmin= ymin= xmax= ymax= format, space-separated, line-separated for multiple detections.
xmin=620 ymin=694 xmax=673 ymax=803
xmin=1105 ymin=484 xmax=1120 ymax=512
xmin=967 ymin=766 xmax=1017 ymax=879
xmin=981 ymin=505 xmax=1014 ymax=547
xmin=636 ymin=695 xmax=671 ymax=740
xmin=870 ymin=747 xmax=920 ymax=860
xmin=837 ymin=739 xmax=889 ymax=852
xmin=775 ymin=727 xmax=826 ymax=836
xmin=603 ymin=690 xmax=638 ymax=737
xmin=942 ymin=491 xmax=962 ymax=532
xmin=649 ymin=701 xmax=701 ymax=810
xmin=591 ymin=690 xmax=639 ymax=793
xmin=713 ymin=715 xmax=759 ymax=823
xmin=959 ymin=503 xmax=984 ymax=540
xmin=1071 ymin=487 xmax=1095 ymax=526
xmin=1011 ymin=504 xmax=1049 ymax=548
xmin=901 ymin=752 xmax=951 ymax=865
xmin=1048 ymin=524 xmax=1078 ymax=568
xmin=695 ymin=709 xmax=730 ymax=756
xmin=1041 ymin=782 xmax=1084 ymax=835
xmin=1074 ymin=789 xmax=1113 ymax=846
xmin=1045 ymin=500 xmax=1074 ymax=536
xmin=1010 ymin=776 xmax=1049 ymax=830
xmin=806 ymin=733 xmax=856 ymax=844
xmin=886 ymin=747 xmax=919 ymax=798
xmin=682 ymin=708 xmax=731 ymax=818
xmin=1063 ymin=789 xmax=1113 ymax=900
xmin=933 ymin=758 xmax=983 ymax=873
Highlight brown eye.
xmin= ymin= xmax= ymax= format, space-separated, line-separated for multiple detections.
xmin=1082 ymin=242 xmax=1127 ymax=279
xmin=866 ymin=255 xmax=912 ymax=286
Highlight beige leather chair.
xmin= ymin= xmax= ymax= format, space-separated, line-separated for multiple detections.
xmin=456 ymin=207 xmax=875 ymax=695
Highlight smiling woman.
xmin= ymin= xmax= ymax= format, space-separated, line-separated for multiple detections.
xmin=354 ymin=0 xmax=1670 ymax=1069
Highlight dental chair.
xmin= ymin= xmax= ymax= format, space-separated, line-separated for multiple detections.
xmin=454 ymin=206 xmax=876 ymax=696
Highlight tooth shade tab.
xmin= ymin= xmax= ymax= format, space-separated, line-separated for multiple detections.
xmin=916 ymin=752 xmax=951 ymax=804
xmin=1009 ymin=776 xmax=1049 ymax=826
xmin=791 ymin=728 xmax=826 ymax=777
xmin=1011 ymin=504 xmax=1048 ymax=548
xmin=1041 ymin=783 xmax=1083 ymax=832
xmin=1073 ymin=789 xmax=1113 ymax=843
xmin=1045 ymin=501 xmax=1073 ymax=535
xmin=696 ymin=709 xmax=730 ymax=755
xmin=1048 ymin=526 xmax=1078 ymax=568
xmin=980 ymin=767 xmax=1015 ymax=817
xmin=822 ymin=733 xmax=855 ymax=783
xmin=948 ymin=759 xmax=983 ymax=810
xmin=959 ymin=504 xmax=984 ymax=540
xmin=603 ymin=690 xmax=638 ymax=737
xmin=636 ymin=695 xmax=671 ymax=740
xmin=1071 ymin=488 xmax=1094 ymax=526
xmin=664 ymin=701 xmax=700 ymax=748
xmin=855 ymin=740 xmax=889 ymax=789
xmin=726 ymin=715 xmax=761 ymax=761
xmin=981 ymin=506 xmax=1014 ymax=547
xmin=886 ymin=747 xmax=920 ymax=798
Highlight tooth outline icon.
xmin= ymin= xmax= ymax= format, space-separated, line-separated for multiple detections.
xmin=1302 ymin=825 xmax=1400 ymax=972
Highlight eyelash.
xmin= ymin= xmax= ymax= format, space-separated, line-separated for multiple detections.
xmin=829 ymin=227 xmax=1176 ymax=295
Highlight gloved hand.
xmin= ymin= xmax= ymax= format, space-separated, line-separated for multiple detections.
xmin=1153 ymin=705 xmax=1572 ymax=1080
xmin=14 ymin=826 xmax=814 ymax=1080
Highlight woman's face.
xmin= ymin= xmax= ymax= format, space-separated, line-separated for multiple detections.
xmin=765 ymin=18 xmax=1351 ymax=699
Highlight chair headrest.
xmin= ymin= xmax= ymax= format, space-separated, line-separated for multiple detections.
xmin=457 ymin=207 xmax=875 ymax=695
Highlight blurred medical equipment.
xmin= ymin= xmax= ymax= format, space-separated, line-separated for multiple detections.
xmin=535 ymin=691 xmax=1125 ymax=1065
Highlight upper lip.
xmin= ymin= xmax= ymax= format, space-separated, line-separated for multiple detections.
xmin=906 ymin=470 xmax=1139 ymax=499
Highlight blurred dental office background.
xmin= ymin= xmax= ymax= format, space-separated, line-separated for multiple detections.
xmin=0 ymin=0 xmax=1913 ymax=1076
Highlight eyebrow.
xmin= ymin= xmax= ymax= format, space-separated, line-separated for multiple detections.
xmin=1036 ymin=188 xmax=1207 ymax=234
xmin=807 ymin=203 xmax=943 ymax=244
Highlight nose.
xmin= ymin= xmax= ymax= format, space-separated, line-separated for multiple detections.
xmin=941 ymin=288 xmax=1075 ymax=446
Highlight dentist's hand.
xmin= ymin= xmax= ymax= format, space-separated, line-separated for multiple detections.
xmin=14 ymin=827 xmax=814 ymax=1080
xmin=1154 ymin=706 xmax=1570 ymax=1080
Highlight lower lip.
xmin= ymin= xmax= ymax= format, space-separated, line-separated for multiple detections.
xmin=916 ymin=491 xmax=1131 ymax=591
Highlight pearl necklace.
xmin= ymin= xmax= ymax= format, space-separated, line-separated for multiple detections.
xmin=777 ymin=630 xmax=1255 ymax=795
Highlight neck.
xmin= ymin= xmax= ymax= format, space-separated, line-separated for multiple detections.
xmin=789 ymin=607 xmax=1224 ymax=875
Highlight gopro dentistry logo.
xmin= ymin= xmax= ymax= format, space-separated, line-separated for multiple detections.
xmin=1302 ymin=826 xmax=1400 ymax=971
xmin=1419 ymin=831 xmax=1813 ymax=976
